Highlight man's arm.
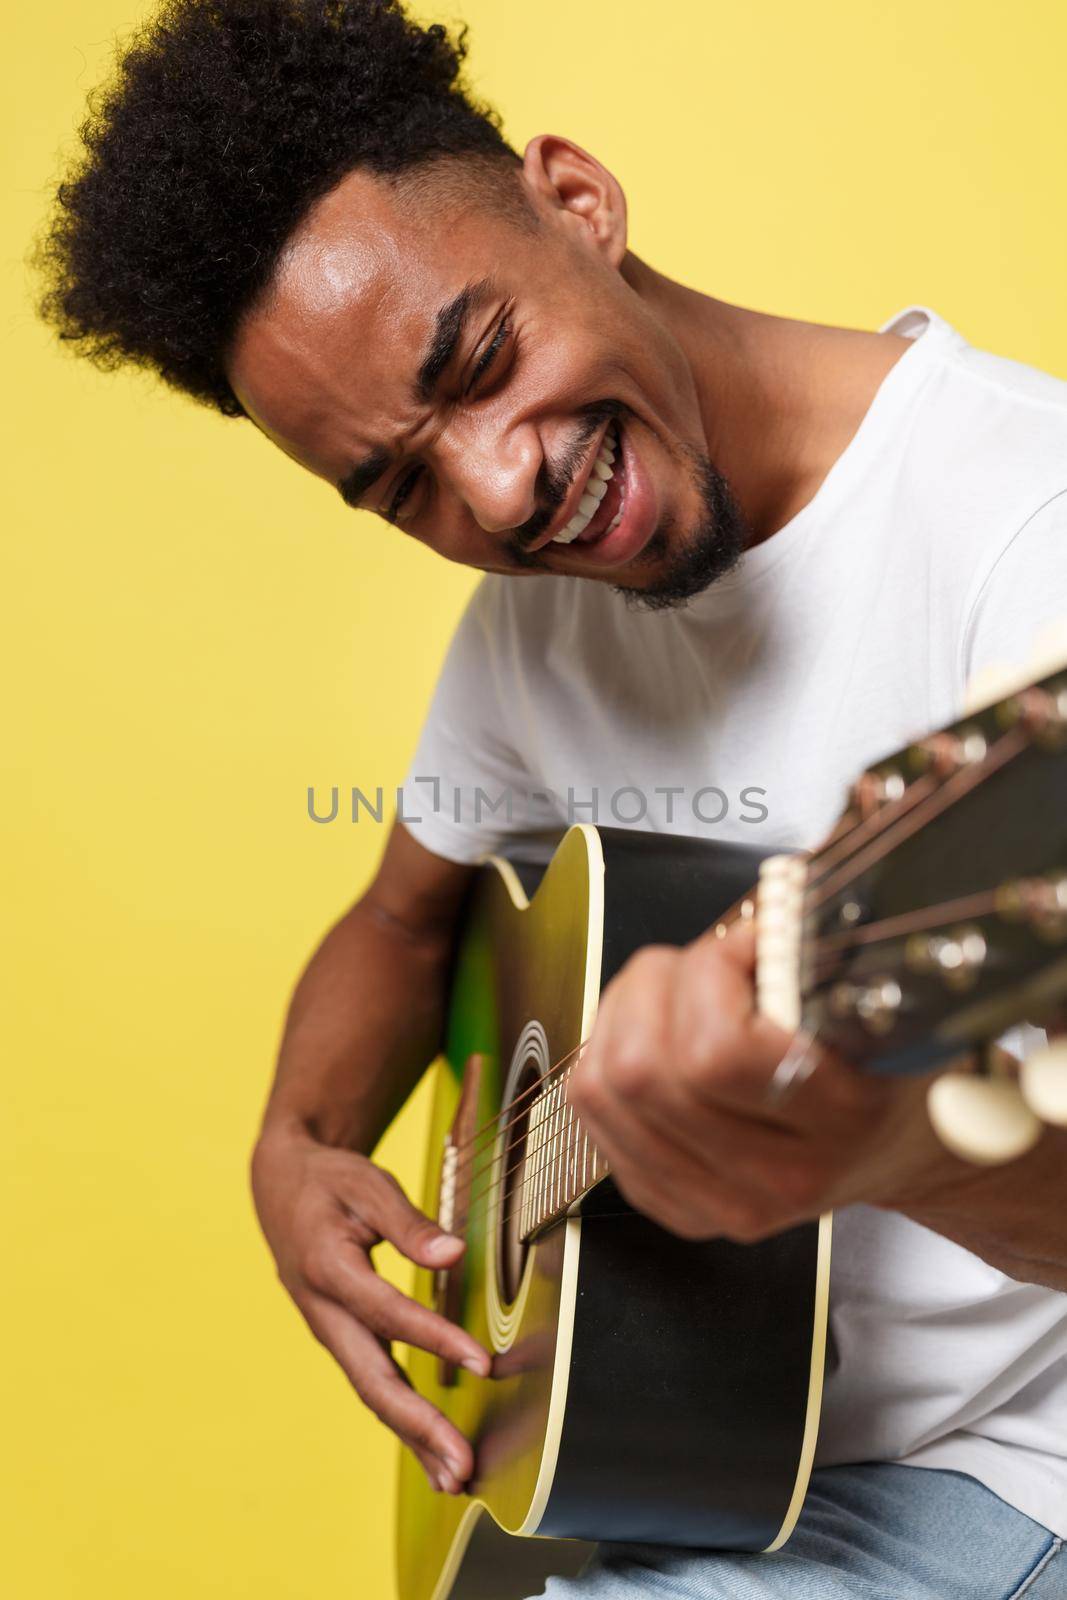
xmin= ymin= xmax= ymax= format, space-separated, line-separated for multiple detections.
xmin=894 ymin=1121 xmax=1067 ymax=1291
xmin=251 ymin=821 xmax=490 ymax=1496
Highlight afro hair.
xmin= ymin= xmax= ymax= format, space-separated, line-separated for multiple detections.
xmin=36 ymin=0 xmax=519 ymax=415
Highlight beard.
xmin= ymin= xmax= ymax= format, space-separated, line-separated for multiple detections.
xmin=507 ymin=410 xmax=749 ymax=611
xmin=615 ymin=443 xmax=747 ymax=612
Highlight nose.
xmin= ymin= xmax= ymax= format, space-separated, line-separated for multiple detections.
xmin=437 ymin=416 xmax=542 ymax=538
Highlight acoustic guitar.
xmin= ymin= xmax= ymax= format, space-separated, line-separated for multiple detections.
xmin=396 ymin=638 xmax=1067 ymax=1600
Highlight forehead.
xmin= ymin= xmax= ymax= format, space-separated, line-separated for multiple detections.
xmin=227 ymin=167 xmax=510 ymax=474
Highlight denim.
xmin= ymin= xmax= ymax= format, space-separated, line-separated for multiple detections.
xmin=533 ymin=1464 xmax=1066 ymax=1598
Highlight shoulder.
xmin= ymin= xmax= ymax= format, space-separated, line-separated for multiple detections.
xmin=888 ymin=314 xmax=1067 ymax=589
xmin=906 ymin=317 xmax=1067 ymax=507
xmin=944 ymin=337 xmax=1067 ymax=418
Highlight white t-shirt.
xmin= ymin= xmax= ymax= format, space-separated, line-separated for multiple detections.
xmin=399 ymin=307 xmax=1067 ymax=1536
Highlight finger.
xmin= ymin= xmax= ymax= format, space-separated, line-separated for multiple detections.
xmin=577 ymin=1082 xmax=785 ymax=1240
xmin=674 ymin=936 xmax=860 ymax=1122
xmin=621 ymin=1068 xmax=805 ymax=1192
xmin=699 ymin=915 xmax=757 ymax=973
xmin=341 ymin=1169 xmax=464 ymax=1270
xmin=318 ymin=1243 xmax=491 ymax=1374
xmin=579 ymin=947 xmax=677 ymax=1103
xmin=303 ymin=1293 xmax=475 ymax=1492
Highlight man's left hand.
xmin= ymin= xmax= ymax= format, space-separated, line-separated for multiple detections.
xmin=567 ymin=920 xmax=950 ymax=1241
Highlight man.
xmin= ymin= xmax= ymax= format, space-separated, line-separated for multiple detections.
xmin=38 ymin=2 xmax=1067 ymax=1594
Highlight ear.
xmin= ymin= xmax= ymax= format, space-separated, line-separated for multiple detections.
xmin=521 ymin=135 xmax=628 ymax=268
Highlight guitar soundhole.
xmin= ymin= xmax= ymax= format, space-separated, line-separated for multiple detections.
xmin=497 ymin=1062 xmax=537 ymax=1304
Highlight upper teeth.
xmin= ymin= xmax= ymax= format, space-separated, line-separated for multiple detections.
xmin=552 ymin=425 xmax=623 ymax=544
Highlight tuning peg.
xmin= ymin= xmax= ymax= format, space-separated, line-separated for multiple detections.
xmin=1020 ymin=1042 xmax=1067 ymax=1126
xmin=927 ymin=1071 xmax=1043 ymax=1164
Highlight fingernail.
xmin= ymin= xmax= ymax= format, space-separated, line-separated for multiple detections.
xmin=462 ymin=1355 xmax=487 ymax=1376
xmin=427 ymin=1234 xmax=459 ymax=1262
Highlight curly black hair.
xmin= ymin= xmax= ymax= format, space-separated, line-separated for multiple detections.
xmin=35 ymin=0 xmax=521 ymax=416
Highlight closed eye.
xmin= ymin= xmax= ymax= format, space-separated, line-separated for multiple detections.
xmin=388 ymin=464 xmax=424 ymax=521
xmin=465 ymin=312 xmax=512 ymax=396
xmin=385 ymin=310 xmax=514 ymax=520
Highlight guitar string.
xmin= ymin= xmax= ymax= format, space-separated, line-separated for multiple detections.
xmin=455 ymin=877 xmax=1006 ymax=1218
xmin=811 ymin=886 xmax=1000 ymax=959
xmin=442 ymin=767 xmax=919 ymax=1171
xmin=453 ymin=840 xmax=1019 ymax=1208
xmin=461 ymin=872 xmax=1033 ymax=1224
xmin=462 ymin=1057 xmax=588 ymax=1222
xmin=441 ymin=1041 xmax=582 ymax=1167
xmin=491 ymin=719 xmax=1055 ymax=1221
xmin=439 ymin=1050 xmax=595 ymax=1228
xmin=464 ymin=1061 xmax=593 ymax=1225
xmin=446 ymin=740 xmax=991 ymax=1176
xmin=456 ymin=848 xmax=1026 ymax=1213
xmin=802 ymin=772 xmax=941 ymax=889
xmin=446 ymin=723 xmax=1037 ymax=1212
xmin=802 ymin=725 xmax=1027 ymax=914
xmin=445 ymin=770 xmax=934 ymax=1175
xmin=487 ymin=837 xmax=1037 ymax=1222
xmin=468 ymin=867 xmax=994 ymax=1219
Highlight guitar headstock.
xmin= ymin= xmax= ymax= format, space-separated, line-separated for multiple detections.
xmin=795 ymin=629 xmax=1067 ymax=1162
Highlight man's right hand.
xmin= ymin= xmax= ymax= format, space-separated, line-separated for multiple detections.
xmin=251 ymin=1125 xmax=491 ymax=1496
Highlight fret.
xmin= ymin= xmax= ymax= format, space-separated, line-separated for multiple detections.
xmin=566 ymin=1067 xmax=577 ymax=1204
xmin=519 ymin=1096 xmax=529 ymax=1235
xmin=524 ymin=1087 xmax=544 ymax=1235
xmin=563 ymin=1081 xmax=572 ymax=1203
xmin=518 ymin=1117 xmax=526 ymax=1236
xmin=542 ymin=1081 xmax=553 ymax=1225
xmin=531 ymin=1088 xmax=543 ymax=1235
xmin=564 ymin=1080 xmax=573 ymax=1201
xmin=544 ymin=1078 xmax=556 ymax=1224
xmin=533 ymin=1086 xmax=544 ymax=1229
xmin=562 ymin=1066 xmax=572 ymax=1207
xmin=552 ymin=1075 xmax=563 ymax=1214
xmin=551 ymin=1078 xmax=561 ymax=1218
xmin=518 ymin=1067 xmax=613 ymax=1239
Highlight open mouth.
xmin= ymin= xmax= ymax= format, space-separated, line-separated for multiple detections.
xmin=550 ymin=423 xmax=626 ymax=548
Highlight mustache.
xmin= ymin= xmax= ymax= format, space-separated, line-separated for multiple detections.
xmin=510 ymin=401 xmax=629 ymax=555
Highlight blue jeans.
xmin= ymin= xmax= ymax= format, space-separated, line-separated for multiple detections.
xmin=534 ymin=1465 xmax=1066 ymax=1598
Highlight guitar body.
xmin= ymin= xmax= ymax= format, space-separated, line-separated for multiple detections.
xmin=397 ymin=826 xmax=832 ymax=1600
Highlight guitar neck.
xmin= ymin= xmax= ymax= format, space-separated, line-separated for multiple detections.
xmin=518 ymin=889 xmax=762 ymax=1240
xmin=518 ymin=1054 xmax=609 ymax=1237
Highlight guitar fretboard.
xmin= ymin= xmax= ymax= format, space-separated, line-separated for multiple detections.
xmin=517 ymin=1061 xmax=607 ymax=1238
xmin=515 ymin=894 xmax=757 ymax=1240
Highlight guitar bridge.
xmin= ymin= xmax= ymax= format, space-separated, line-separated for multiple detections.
xmin=433 ymin=1053 xmax=483 ymax=1386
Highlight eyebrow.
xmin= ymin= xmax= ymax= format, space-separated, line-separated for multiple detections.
xmin=336 ymin=276 xmax=496 ymax=510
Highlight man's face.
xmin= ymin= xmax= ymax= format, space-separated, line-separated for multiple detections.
xmin=227 ymin=140 xmax=745 ymax=607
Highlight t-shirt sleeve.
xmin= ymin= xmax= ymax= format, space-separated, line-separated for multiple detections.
xmin=397 ymin=581 xmax=561 ymax=864
xmin=961 ymin=489 xmax=1067 ymax=687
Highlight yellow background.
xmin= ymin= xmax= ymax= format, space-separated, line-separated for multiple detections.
xmin=4 ymin=1 xmax=1065 ymax=1594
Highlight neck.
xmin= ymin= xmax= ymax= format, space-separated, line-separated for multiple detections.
xmin=621 ymin=256 xmax=911 ymax=547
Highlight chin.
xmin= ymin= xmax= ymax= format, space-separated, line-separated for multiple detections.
xmin=612 ymin=517 xmax=743 ymax=612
